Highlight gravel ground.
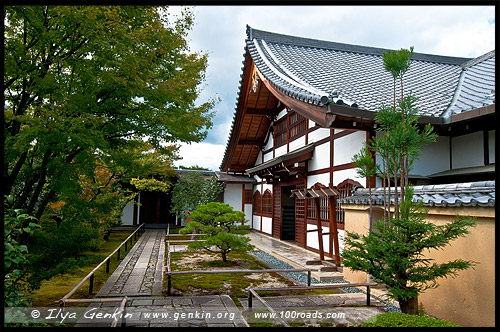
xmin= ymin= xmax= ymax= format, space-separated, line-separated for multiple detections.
xmin=250 ymin=249 xmax=400 ymax=313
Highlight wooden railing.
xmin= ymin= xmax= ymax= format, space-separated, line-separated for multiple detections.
xmin=56 ymin=223 xmax=145 ymax=306
xmin=246 ymin=282 xmax=378 ymax=327
xmin=164 ymin=229 xmax=318 ymax=296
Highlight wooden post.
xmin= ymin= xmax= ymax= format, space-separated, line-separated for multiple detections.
xmin=248 ymin=290 xmax=253 ymax=311
xmin=366 ymin=285 xmax=371 ymax=306
xmin=167 ymin=274 xmax=172 ymax=296
xmin=315 ymin=197 xmax=324 ymax=260
xmin=307 ymin=270 xmax=311 ymax=286
xmin=106 ymin=259 xmax=110 ymax=274
xmin=329 ymin=195 xmax=341 ymax=266
xmin=89 ymin=274 xmax=94 ymax=295
xmin=117 ymin=248 xmax=120 ymax=261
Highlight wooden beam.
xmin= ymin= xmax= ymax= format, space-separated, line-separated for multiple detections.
xmin=238 ymin=139 xmax=263 ymax=146
xmin=245 ymin=108 xmax=269 ymax=115
xmin=315 ymin=197 xmax=325 ymax=260
xmin=329 ymin=195 xmax=341 ymax=266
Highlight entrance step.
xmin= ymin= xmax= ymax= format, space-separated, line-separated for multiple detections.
xmin=312 ymin=271 xmax=344 ymax=281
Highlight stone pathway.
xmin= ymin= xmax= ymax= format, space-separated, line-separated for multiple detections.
xmin=71 ymin=228 xmax=392 ymax=327
xmin=97 ymin=229 xmax=165 ymax=297
xmin=74 ymin=295 xmax=248 ymax=327
xmin=239 ymin=293 xmax=385 ymax=327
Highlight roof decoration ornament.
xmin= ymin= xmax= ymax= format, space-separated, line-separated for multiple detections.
xmin=251 ymin=69 xmax=259 ymax=93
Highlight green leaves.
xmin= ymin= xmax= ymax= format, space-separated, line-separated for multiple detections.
xmin=171 ymin=173 xmax=224 ymax=219
xmin=383 ymin=46 xmax=414 ymax=80
xmin=180 ymin=202 xmax=253 ymax=261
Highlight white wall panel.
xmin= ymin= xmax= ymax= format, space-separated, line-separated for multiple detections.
xmin=307 ymin=173 xmax=330 ymax=187
xmin=333 ymin=168 xmax=364 ymax=187
xmin=334 ymin=130 xmax=365 ymax=166
xmin=452 ymin=132 xmax=483 ymax=169
xmin=309 ymin=142 xmax=330 ymax=172
xmin=121 ymin=202 xmax=134 ymax=226
xmin=307 ymin=128 xmax=330 ymax=144
xmin=488 ymin=130 xmax=495 ymax=164
xmin=224 ymin=184 xmax=242 ymax=212
xmin=261 ymin=217 xmax=272 ymax=235
xmin=412 ymin=136 xmax=450 ymax=176
xmin=289 ymin=135 xmax=306 ymax=152
xmin=252 ymin=215 xmax=261 ymax=231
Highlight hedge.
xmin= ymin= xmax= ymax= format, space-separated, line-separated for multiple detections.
xmin=361 ymin=312 xmax=459 ymax=327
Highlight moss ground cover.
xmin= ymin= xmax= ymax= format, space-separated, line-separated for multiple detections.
xmin=166 ymin=250 xmax=341 ymax=305
xmin=361 ymin=312 xmax=460 ymax=327
xmin=30 ymin=230 xmax=134 ymax=307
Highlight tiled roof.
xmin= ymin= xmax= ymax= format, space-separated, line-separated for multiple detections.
xmin=443 ymin=50 xmax=496 ymax=116
xmin=215 ymin=171 xmax=256 ymax=184
xmin=341 ymin=181 xmax=495 ymax=208
xmin=246 ymin=26 xmax=495 ymax=118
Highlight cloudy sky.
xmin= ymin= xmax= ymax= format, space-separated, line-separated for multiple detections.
xmin=170 ymin=5 xmax=495 ymax=171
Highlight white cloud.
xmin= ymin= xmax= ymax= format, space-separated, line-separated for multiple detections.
xmin=173 ymin=141 xmax=227 ymax=171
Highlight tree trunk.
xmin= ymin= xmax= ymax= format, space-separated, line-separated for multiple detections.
xmin=221 ymin=251 xmax=227 ymax=262
xmin=399 ymin=296 xmax=419 ymax=315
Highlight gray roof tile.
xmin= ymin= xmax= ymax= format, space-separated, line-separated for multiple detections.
xmin=341 ymin=181 xmax=495 ymax=208
xmin=247 ymin=26 xmax=495 ymax=118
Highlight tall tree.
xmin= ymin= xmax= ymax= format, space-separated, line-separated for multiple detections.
xmin=4 ymin=6 xmax=216 ymax=220
xmin=343 ymin=47 xmax=476 ymax=315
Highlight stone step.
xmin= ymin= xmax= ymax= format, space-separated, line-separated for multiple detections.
xmin=312 ymin=271 xmax=344 ymax=281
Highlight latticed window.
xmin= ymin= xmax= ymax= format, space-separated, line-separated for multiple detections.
xmin=306 ymin=197 xmax=329 ymax=220
xmin=244 ymin=189 xmax=253 ymax=204
xmin=306 ymin=198 xmax=316 ymax=219
xmin=295 ymin=185 xmax=305 ymax=220
xmin=274 ymin=118 xmax=287 ymax=148
xmin=289 ymin=112 xmax=306 ymax=140
xmin=262 ymin=190 xmax=273 ymax=217
xmin=253 ymin=191 xmax=261 ymax=215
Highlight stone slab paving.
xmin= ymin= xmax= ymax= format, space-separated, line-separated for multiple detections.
xmin=239 ymin=293 xmax=385 ymax=327
xmin=73 ymin=295 xmax=248 ymax=327
xmin=97 ymin=229 xmax=165 ymax=297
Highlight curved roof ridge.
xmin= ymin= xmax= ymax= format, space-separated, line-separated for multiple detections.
xmin=461 ymin=50 xmax=495 ymax=69
xmin=247 ymin=25 xmax=472 ymax=66
xmin=260 ymin=39 xmax=326 ymax=97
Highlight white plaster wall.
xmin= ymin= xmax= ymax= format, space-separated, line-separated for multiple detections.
xmin=307 ymin=173 xmax=330 ymax=187
xmin=306 ymin=224 xmax=345 ymax=256
xmin=224 ymin=184 xmax=242 ymax=213
xmin=261 ymin=217 xmax=272 ymax=235
xmin=307 ymin=128 xmax=330 ymax=144
xmin=264 ymin=131 xmax=274 ymax=151
xmin=452 ymin=131 xmax=484 ymax=169
xmin=488 ymin=130 xmax=495 ymax=164
xmin=309 ymin=142 xmax=330 ymax=172
xmin=263 ymin=150 xmax=273 ymax=162
xmin=412 ymin=135 xmax=450 ymax=176
xmin=289 ymin=135 xmax=306 ymax=152
xmin=262 ymin=183 xmax=273 ymax=193
xmin=244 ymin=204 xmax=252 ymax=226
xmin=334 ymin=130 xmax=365 ymax=166
xmin=121 ymin=201 xmax=134 ymax=226
xmin=333 ymin=168 xmax=364 ymax=187
xmin=274 ymin=145 xmax=287 ymax=158
xmin=276 ymin=109 xmax=288 ymax=121
xmin=252 ymin=215 xmax=261 ymax=231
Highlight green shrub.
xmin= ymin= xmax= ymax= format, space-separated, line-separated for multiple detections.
xmin=361 ymin=312 xmax=459 ymax=327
